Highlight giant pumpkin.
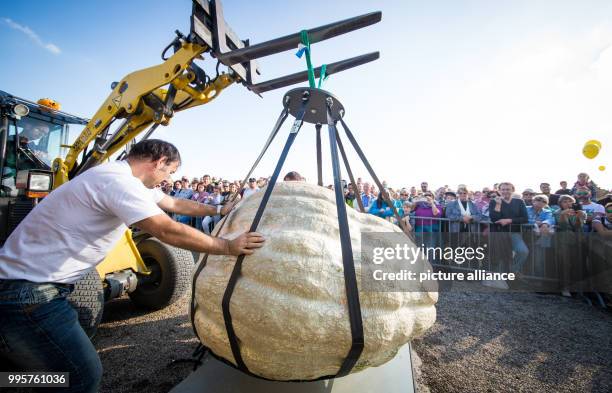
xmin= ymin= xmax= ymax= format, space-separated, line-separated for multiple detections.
xmin=193 ymin=181 xmax=437 ymax=381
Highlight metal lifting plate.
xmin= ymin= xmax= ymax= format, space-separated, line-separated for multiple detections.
xmin=283 ymin=88 xmax=345 ymax=125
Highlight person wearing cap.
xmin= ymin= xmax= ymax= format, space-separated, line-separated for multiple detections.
xmin=443 ymin=191 xmax=456 ymax=205
xmin=522 ymin=188 xmax=535 ymax=206
xmin=243 ymin=177 xmax=260 ymax=199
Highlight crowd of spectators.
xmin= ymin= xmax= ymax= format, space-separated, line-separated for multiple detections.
xmin=158 ymin=171 xmax=610 ymax=239
xmin=158 ymin=170 xmax=610 ymax=299
xmin=157 ymin=175 xmax=267 ymax=234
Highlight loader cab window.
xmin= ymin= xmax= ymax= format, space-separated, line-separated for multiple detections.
xmin=15 ymin=117 xmax=63 ymax=166
xmin=1 ymin=117 xmax=64 ymax=196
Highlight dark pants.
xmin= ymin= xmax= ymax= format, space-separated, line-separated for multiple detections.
xmin=0 ymin=280 xmax=102 ymax=393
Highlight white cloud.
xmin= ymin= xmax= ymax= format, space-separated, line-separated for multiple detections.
xmin=3 ymin=17 xmax=61 ymax=55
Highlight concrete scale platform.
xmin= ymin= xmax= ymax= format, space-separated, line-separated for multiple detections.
xmin=170 ymin=343 xmax=416 ymax=393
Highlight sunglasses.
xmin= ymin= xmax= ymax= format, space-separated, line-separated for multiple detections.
xmin=575 ymin=192 xmax=589 ymax=196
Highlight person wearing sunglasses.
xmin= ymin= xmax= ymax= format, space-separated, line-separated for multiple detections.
xmin=574 ymin=186 xmax=605 ymax=231
xmin=592 ymin=202 xmax=612 ymax=236
xmin=398 ymin=188 xmax=410 ymax=202
xmin=398 ymin=188 xmax=413 ymax=211
xmin=570 ymin=172 xmax=598 ymax=202
xmin=527 ymin=195 xmax=555 ymax=233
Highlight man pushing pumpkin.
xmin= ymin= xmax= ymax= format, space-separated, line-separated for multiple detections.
xmin=0 ymin=139 xmax=265 ymax=393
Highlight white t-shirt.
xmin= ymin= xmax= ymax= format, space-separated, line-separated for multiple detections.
xmin=0 ymin=160 xmax=165 ymax=283
xmin=581 ymin=202 xmax=605 ymax=218
xmin=243 ymin=187 xmax=259 ymax=199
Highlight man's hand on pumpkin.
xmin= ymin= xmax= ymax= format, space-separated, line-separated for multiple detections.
xmin=227 ymin=232 xmax=265 ymax=256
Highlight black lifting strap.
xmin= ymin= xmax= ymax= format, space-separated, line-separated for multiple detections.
xmin=327 ymin=103 xmax=365 ymax=377
xmin=339 ymin=118 xmax=411 ymax=237
xmin=190 ymin=107 xmax=289 ymax=345
xmin=316 ymin=123 xmax=323 ymax=186
xmin=334 ymin=128 xmax=364 ymax=213
xmin=221 ymin=95 xmax=309 ymax=372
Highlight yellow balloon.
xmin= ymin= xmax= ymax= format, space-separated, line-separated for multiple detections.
xmin=586 ymin=139 xmax=602 ymax=149
xmin=598 ymin=165 xmax=606 ymax=171
xmin=583 ymin=139 xmax=601 ymax=159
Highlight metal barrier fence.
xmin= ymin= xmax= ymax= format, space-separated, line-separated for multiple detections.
xmin=406 ymin=215 xmax=612 ymax=293
xmin=169 ymin=206 xmax=611 ymax=293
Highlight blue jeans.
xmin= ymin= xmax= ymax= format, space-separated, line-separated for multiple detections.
xmin=510 ymin=233 xmax=529 ymax=273
xmin=0 ymin=280 xmax=102 ymax=393
xmin=175 ymin=214 xmax=192 ymax=225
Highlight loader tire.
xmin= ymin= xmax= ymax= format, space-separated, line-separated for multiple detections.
xmin=129 ymin=238 xmax=194 ymax=310
xmin=68 ymin=269 xmax=105 ymax=339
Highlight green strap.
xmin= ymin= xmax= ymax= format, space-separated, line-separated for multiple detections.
xmin=300 ymin=30 xmax=316 ymax=88
xmin=317 ymin=63 xmax=328 ymax=89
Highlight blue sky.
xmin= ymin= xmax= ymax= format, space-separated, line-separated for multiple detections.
xmin=1 ymin=0 xmax=611 ymax=191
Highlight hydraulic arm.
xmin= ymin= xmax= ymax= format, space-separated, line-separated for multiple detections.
xmin=52 ymin=0 xmax=382 ymax=189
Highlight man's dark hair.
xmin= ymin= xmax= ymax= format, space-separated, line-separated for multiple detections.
xmin=127 ymin=139 xmax=181 ymax=165
xmin=283 ymin=171 xmax=303 ymax=181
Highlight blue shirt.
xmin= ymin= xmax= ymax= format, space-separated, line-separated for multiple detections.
xmin=361 ymin=194 xmax=374 ymax=209
xmin=174 ymin=189 xmax=193 ymax=200
xmin=526 ymin=206 xmax=555 ymax=227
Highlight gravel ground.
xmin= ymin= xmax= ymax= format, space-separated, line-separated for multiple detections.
xmin=413 ymin=282 xmax=612 ymax=393
xmin=96 ymin=283 xmax=611 ymax=393
xmin=95 ymin=294 xmax=197 ymax=393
